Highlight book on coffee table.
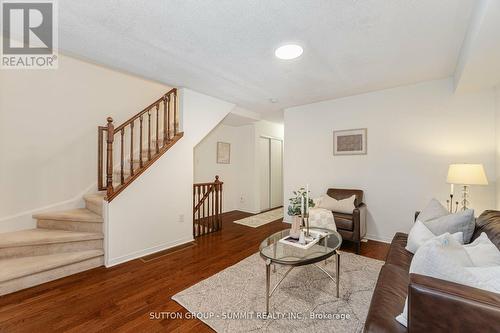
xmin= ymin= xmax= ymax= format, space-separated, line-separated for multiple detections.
xmin=278 ymin=230 xmax=328 ymax=249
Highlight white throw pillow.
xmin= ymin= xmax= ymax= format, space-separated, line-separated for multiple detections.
xmin=318 ymin=195 xmax=356 ymax=214
xmin=464 ymin=233 xmax=500 ymax=266
xmin=313 ymin=197 xmax=323 ymax=207
xmin=423 ymin=209 xmax=475 ymax=244
xmin=465 ymin=266 xmax=500 ymax=291
xmin=405 ymin=220 xmax=463 ymax=254
xmin=416 ymin=198 xmax=449 ymax=222
xmin=396 ymin=233 xmax=499 ymax=327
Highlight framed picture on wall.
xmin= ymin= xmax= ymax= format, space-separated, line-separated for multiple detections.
xmin=217 ymin=142 xmax=231 ymax=164
xmin=333 ymin=128 xmax=367 ymax=155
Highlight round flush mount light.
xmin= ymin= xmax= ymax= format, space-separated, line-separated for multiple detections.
xmin=275 ymin=44 xmax=303 ymax=60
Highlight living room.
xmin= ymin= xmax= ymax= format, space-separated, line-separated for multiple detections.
xmin=1 ymin=1 xmax=499 ymax=332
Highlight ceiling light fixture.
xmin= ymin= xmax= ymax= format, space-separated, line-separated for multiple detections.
xmin=275 ymin=44 xmax=303 ymax=60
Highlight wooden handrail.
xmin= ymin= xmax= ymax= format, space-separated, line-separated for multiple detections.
xmin=193 ymin=176 xmax=223 ymax=238
xmin=114 ymin=88 xmax=177 ymax=132
xmin=97 ymin=88 xmax=182 ymax=201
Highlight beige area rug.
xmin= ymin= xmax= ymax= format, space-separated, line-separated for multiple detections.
xmin=233 ymin=208 xmax=284 ymax=228
xmin=172 ymin=251 xmax=384 ymax=333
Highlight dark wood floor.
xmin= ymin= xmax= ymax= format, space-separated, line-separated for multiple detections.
xmin=0 ymin=211 xmax=389 ymax=333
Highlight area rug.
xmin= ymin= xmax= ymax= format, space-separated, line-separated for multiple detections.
xmin=172 ymin=251 xmax=384 ymax=332
xmin=233 ymin=208 xmax=283 ymax=228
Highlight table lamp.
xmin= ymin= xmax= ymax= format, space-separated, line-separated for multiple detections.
xmin=447 ymin=164 xmax=488 ymax=210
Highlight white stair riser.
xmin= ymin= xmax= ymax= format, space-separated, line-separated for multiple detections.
xmin=37 ymin=219 xmax=103 ymax=233
xmin=0 ymin=240 xmax=103 ymax=259
xmin=0 ymin=256 xmax=103 ymax=296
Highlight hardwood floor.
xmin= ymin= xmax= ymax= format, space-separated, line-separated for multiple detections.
xmin=0 ymin=211 xmax=389 ymax=332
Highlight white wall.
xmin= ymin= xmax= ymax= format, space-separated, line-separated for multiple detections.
xmin=106 ymin=89 xmax=234 ymax=266
xmin=194 ymin=119 xmax=284 ymax=214
xmin=0 ymin=54 xmax=170 ymax=233
xmin=194 ymin=123 xmax=254 ymax=212
xmin=284 ymin=78 xmax=496 ymax=242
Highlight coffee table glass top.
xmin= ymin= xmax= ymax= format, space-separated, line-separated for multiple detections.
xmin=259 ymin=227 xmax=342 ymax=266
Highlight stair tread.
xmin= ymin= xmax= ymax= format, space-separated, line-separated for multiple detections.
xmin=83 ymin=192 xmax=105 ymax=204
xmin=0 ymin=250 xmax=104 ymax=282
xmin=0 ymin=229 xmax=103 ymax=248
xmin=33 ymin=208 xmax=103 ymax=223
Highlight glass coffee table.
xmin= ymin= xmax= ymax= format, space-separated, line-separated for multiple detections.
xmin=259 ymin=227 xmax=342 ymax=314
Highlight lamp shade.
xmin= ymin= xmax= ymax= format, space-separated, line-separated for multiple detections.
xmin=447 ymin=164 xmax=488 ymax=185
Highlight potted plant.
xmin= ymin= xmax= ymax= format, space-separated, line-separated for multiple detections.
xmin=288 ymin=188 xmax=315 ymax=238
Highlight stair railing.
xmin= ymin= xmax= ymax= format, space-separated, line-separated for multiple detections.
xmin=193 ymin=176 xmax=223 ymax=237
xmin=98 ymin=88 xmax=182 ymax=201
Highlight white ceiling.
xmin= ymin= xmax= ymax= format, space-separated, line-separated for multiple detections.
xmin=59 ymin=0 xmax=477 ymax=122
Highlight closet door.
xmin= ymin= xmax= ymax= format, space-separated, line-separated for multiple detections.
xmin=270 ymin=139 xmax=283 ymax=209
xmin=259 ymin=137 xmax=270 ymax=211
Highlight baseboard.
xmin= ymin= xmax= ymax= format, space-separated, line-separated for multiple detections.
xmin=0 ymin=183 xmax=97 ymax=233
xmin=105 ymin=236 xmax=194 ymax=267
xmin=365 ymin=234 xmax=392 ymax=244
xmin=235 ymin=208 xmax=261 ymax=214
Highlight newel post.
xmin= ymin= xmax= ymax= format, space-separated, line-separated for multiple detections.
xmin=214 ymin=175 xmax=221 ymax=228
xmin=106 ymin=117 xmax=115 ymax=198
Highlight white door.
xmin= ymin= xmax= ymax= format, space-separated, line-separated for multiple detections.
xmin=259 ymin=137 xmax=270 ymax=211
xmin=259 ymin=137 xmax=283 ymax=211
xmin=270 ymin=139 xmax=283 ymax=208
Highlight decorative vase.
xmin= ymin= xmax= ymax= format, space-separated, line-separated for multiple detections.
xmin=290 ymin=215 xmax=302 ymax=239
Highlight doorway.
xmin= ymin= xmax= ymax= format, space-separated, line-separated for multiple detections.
xmin=259 ymin=136 xmax=283 ymax=211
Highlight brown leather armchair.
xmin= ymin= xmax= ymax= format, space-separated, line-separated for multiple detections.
xmin=326 ymin=188 xmax=367 ymax=254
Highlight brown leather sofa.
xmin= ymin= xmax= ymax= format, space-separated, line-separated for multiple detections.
xmin=364 ymin=210 xmax=500 ymax=332
xmin=326 ymin=188 xmax=367 ymax=254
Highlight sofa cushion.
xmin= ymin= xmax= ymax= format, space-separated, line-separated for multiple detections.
xmin=416 ymin=198 xmax=449 ymax=222
xmin=472 ymin=210 xmax=500 ymax=250
xmin=385 ymin=232 xmax=413 ymax=271
xmin=364 ymin=263 xmax=409 ymax=333
xmin=464 ymin=232 xmax=500 ymax=266
xmin=423 ymin=209 xmax=475 ymax=244
xmin=332 ymin=212 xmax=353 ymax=231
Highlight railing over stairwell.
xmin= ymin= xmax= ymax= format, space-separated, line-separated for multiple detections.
xmin=98 ymin=88 xmax=183 ymax=202
xmin=193 ymin=176 xmax=223 ymax=238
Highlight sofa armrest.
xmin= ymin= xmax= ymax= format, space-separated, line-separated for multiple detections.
xmin=353 ymin=203 xmax=367 ymax=240
xmin=408 ymin=273 xmax=500 ymax=332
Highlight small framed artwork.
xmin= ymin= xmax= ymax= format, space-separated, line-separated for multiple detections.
xmin=217 ymin=142 xmax=231 ymax=164
xmin=333 ymin=128 xmax=367 ymax=155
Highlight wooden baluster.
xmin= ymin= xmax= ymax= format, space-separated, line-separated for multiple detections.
xmin=210 ymin=185 xmax=214 ymax=232
xmin=202 ymin=185 xmax=206 ymax=234
xmin=130 ymin=122 xmax=134 ymax=176
xmin=120 ymin=129 xmax=125 ymax=185
xmin=148 ymin=110 xmax=152 ymax=160
xmin=207 ymin=185 xmax=211 ymax=233
xmin=173 ymin=89 xmax=177 ymax=136
xmin=214 ymin=177 xmax=219 ymax=230
xmin=197 ymin=186 xmax=201 ymax=236
xmin=206 ymin=185 xmax=209 ymax=234
xmin=163 ymin=95 xmax=170 ymax=145
xmin=105 ymin=117 xmax=114 ymax=198
xmin=212 ymin=185 xmax=216 ymax=231
xmin=98 ymin=126 xmax=105 ymax=190
xmin=139 ymin=115 xmax=143 ymax=168
xmin=219 ymin=182 xmax=223 ymax=230
xmin=193 ymin=185 xmax=196 ymax=238
xmin=155 ymin=103 xmax=159 ymax=153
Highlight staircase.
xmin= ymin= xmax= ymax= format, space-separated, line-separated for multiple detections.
xmin=0 ymin=89 xmax=182 ymax=295
xmin=0 ymin=194 xmax=105 ymax=295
